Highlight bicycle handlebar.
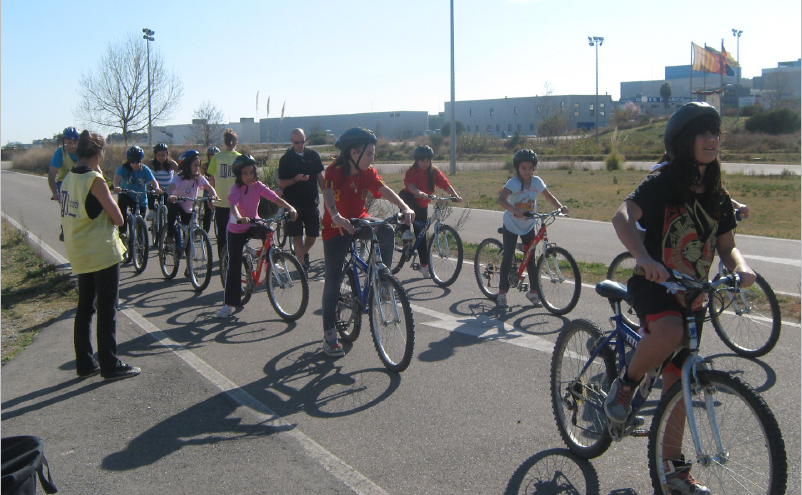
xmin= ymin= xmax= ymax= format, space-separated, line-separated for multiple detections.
xmin=522 ymin=209 xmax=568 ymax=219
xmin=117 ymin=189 xmax=150 ymax=198
xmin=348 ymin=213 xmax=404 ymax=229
xmin=425 ymin=194 xmax=460 ymax=202
xmin=175 ymin=196 xmax=219 ymax=203
xmin=660 ymin=269 xmax=739 ymax=294
xmin=237 ymin=211 xmax=292 ymax=225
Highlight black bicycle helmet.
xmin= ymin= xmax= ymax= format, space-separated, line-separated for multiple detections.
xmin=663 ymin=102 xmax=720 ymax=159
xmin=63 ymin=126 xmax=79 ymax=141
xmin=126 ymin=146 xmax=145 ymax=163
xmin=513 ymin=149 xmax=538 ymax=167
xmin=206 ymin=146 xmax=220 ymax=155
xmin=178 ymin=149 xmax=200 ymax=166
xmin=413 ymin=145 xmax=434 ymax=160
xmin=334 ymin=128 xmax=378 ymax=151
xmin=153 ymin=142 xmax=169 ymax=153
xmin=231 ymin=154 xmax=258 ymax=177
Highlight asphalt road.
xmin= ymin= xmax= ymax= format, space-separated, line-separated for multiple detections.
xmin=1 ymin=169 xmax=799 ymax=494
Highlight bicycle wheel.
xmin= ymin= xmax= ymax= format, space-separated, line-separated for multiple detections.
xmin=648 ymin=370 xmax=786 ymax=495
xmin=391 ymin=227 xmax=411 ymax=275
xmin=158 ymin=226 xmax=179 ymax=279
xmin=474 ymin=238 xmax=504 ymax=299
xmin=188 ymin=228 xmax=213 ymax=292
xmin=535 ymin=246 xmax=581 ymax=316
xmin=155 ymin=204 xmax=168 ymax=247
xmin=369 ymin=271 xmax=415 ymax=372
xmin=336 ymin=268 xmax=362 ymax=343
xmin=132 ymin=217 xmax=149 ymax=274
xmin=121 ymin=217 xmax=133 ymax=265
xmin=219 ymin=245 xmax=256 ymax=304
xmin=607 ymin=251 xmax=639 ymax=329
xmin=219 ymin=244 xmax=229 ymax=288
xmin=429 ymin=224 xmax=463 ymax=288
xmin=709 ymin=273 xmax=782 ymax=358
xmin=266 ymin=251 xmax=309 ymax=321
xmin=276 ymin=217 xmax=287 ymax=248
xmin=550 ymin=319 xmax=616 ymax=459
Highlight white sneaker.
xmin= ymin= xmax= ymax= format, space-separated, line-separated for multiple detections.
xmin=401 ymin=229 xmax=415 ymax=241
xmin=417 ymin=265 xmax=432 ymax=279
xmin=214 ymin=305 xmax=235 ymax=319
xmin=497 ymin=293 xmax=508 ymax=308
xmin=146 ymin=210 xmax=156 ymax=221
xmin=526 ymin=291 xmax=543 ymax=308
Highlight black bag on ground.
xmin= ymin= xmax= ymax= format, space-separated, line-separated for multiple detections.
xmin=1 ymin=436 xmax=57 ymax=495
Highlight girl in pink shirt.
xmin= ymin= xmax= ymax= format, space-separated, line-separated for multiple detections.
xmin=166 ymin=150 xmax=219 ymax=238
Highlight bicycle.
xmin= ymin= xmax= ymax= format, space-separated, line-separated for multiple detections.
xmin=474 ymin=209 xmax=581 ymax=315
xmin=157 ymin=197 xmax=215 ymax=292
xmin=392 ymin=195 xmax=464 ymax=287
xmin=117 ymin=189 xmax=149 ymax=274
xmin=335 ymin=214 xmax=415 ymax=373
xmin=148 ymin=191 xmax=169 ymax=248
xmin=219 ymin=213 xmax=309 ymax=321
xmin=550 ymin=271 xmax=787 ymax=494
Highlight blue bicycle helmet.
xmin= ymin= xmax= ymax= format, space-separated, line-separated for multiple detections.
xmin=206 ymin=146 xmax=220 ymax=155
xmin=63 ymin=127 xmax=79 ymax=141
xmin=178 ymin=150 xmax=200 ymax=166
xmin=126 ymin=146 xmax=145 ymax=163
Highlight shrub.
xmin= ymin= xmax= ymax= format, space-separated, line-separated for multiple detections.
xmin=429 ymin=133 xmax=445 ymax=154
xmin=11 ymin=147 xmax=56 ymax=174
xmin=740 ymin=105 xmax=760 ymax=117
xmin=745 ymin=108 xmax=801 ymax=135
xmin=605 ymin=150 xmax=625 ymax=171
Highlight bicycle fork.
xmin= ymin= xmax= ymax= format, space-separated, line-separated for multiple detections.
xmin=681 ymin=354 xmax=727 ymax=467
xmin=372 ymin=265 xmax=401 ymax=325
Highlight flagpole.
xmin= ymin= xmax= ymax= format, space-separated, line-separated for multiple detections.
xmin=690 ymin=42 xmax=694 ymax=101
xmin=720 ymin=38 xmax=724 ymax=92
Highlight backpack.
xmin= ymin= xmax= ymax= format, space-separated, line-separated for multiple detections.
xmin=1 ymin=436 xmax=57 ymax=495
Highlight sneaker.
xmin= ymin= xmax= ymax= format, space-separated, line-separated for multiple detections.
xmin=59 ymin=230 xmax=64 ymax=242
xmin=77 ymin=366 xmax=101 ymax=378
xmin=378 ymin=283 xmax=392 ymax=302
xmin=304 ymin=253 xmax=310 ymax=267
xmin=497 ymin=293 xmax=509 ymax=308
xmin=417 ymin=265 xmax=432 ymax=279
xmin=214 ymin=305 xmax=235 ymax=319
xmin=273 ymin=264 xmax=285 ymax=274
xmin=604 ymin=374 xmax=639 ymax=424
xmin=526 ymin=291 xmax=543 ymax=308
xmin=323 ymin=338 xmax=345 ymax=357
xmin=401 ymin=229 xmax=415 ymax=241
xmin=664 ymin=457 xmax=711 ymax=495
xmin=146 ymin=210 xmax=156 ymax=221
xmin=102 ymin=363 xmax=141 ymax=381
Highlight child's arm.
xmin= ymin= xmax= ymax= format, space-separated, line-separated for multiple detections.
xmin=149 ymin=179 xmax=163 ymax=195
xmin=444 ymin=184 xmax=463 ymax=202
xmin=113 ymin=174 xmax=123 ymax=193
xmin=273 ymin=197 xmax=297 ymax=221
xmin=541 ymin=189 xmax=568 ymax=214
xmin=498 ymin=187 xmax=523 ymax=218
xmin=202 ymin=182 xmax=220 ymax=202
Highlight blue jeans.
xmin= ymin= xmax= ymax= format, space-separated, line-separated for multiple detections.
xmin=321 ymin=221 xmax=394 ymax=335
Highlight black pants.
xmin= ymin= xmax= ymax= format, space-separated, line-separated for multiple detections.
xmin=399 ymin=190 xmax=430 ymax=266
xmin=224 ymin=225 xmax=269 ymax=307
xmin=118 ymin=194 xmax=145 ymax=234
xmin=214 ymin=207 xmax=231 ymax=258
xmin=74 ymin=263 xmax=122 ymax=374
xmin=499 ymin=226 xmax=537 ymax=293
xmin=166 ymin=203 xmax=192 ymax=237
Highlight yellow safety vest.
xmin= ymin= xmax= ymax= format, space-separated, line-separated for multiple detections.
xmin=56 ymin=146 xmax=77 ymax=183
xmin=207 ymin=150 xmax=241 ymax=208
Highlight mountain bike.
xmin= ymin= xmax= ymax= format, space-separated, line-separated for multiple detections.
xmin=392 ymin=195 xmax=463 ymax=287
xmin=474 ymin=209 xmax=581 ymax=315
xmin=148 ymin=191 xmax=168 ymax=248
xmin=118 ymin=189 xmax=149 ymax=274
xmin=550 ymin=271 xmax=786 ymax=494
xmin=157 ymin=197 xmax=214 ymax=292
xmin=335 ymin=214 xmax=415 ymax=373
xmin=219 ymin=213 xmax=308 ymax=321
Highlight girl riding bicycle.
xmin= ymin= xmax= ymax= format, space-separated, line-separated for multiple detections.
xmin=147 ymin=143 xmax=178 ymax=221
xmin=320 ymin=127 xmax=415 ymax=357
xmin=397 ymin=145 xmax=463 ymax=279
xmin=113 ymin=146 xmax=162 ymax=237
xmin=215 ymin=154 xmax=296 ymax=319
xmin=165 ymin=150 xmax=220 ymax=239
xmin=608 ymin=102 xmax=756 ymax=494
xmin=496 ymin=149 xmax=568 ymax=309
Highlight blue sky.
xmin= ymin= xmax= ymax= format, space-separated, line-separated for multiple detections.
xmin=2 ymin=0 xmax=800 ymax=144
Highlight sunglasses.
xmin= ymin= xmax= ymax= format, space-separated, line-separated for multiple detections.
xmin=293 ymin=140 xmax=305 ymax=145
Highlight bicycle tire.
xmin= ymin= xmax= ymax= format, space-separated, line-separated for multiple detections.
xmin=535 ymin=246 xmax=581 ymax=316
xmin=648 ymin=370 xmax=786 ymax=495
xmin=188 ymin=228 xmax=213 ymax=292
xmin=219 ymin=244 xmax=229 ymax=289
xmin=219 ymin=245 xmax=256 ymax=305
xmin=391 ymin=227 xmax=411 ymax=275
xmin=132 ymin=217 xmax=149 ymax=274
xmin=121 ymin=216 xmax=133 ymax=265
xmin=429 ymin=224 xmax=463 ymax=288
xmin=369 ymin=272 xmax=415 ymax=372
xmin=709 ymin=273 xmax=782 ymax=358
xmin=266 ymin=251 xmax=309 ymax=321
xmin=550 ymin=319 xmax=616 ymax=459
xmin=336 ymin=268 xmax=362 ymax=343
xmin=276 ymin=217 xmax=287 ymax=248
xmin=606 ymin=251 xmax=639 ymax=329
xmin=474 ymin=238 xmax=504 ymax=299
xmin=158 ymin=225 xmax=179 ymax=279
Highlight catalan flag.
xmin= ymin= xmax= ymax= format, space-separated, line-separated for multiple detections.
xmin=692 ymin=43 xmax=721 ymax=73
xmin=704 ymin=45 xmax=737 ymax=76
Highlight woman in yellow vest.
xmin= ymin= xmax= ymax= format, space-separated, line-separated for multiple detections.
xmin=206 ymin=128 xmax=241 ymax=258
xmin=60 ymin=130 xmax=141 ymax=381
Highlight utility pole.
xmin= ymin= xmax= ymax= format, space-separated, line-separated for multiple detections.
xmin=588 ymin=36 xmax=603 ymax=141
xmin=732 ymin=29 xmax=743 ymax=119
xmin=449 ymin=0 xmax=456 ymax=175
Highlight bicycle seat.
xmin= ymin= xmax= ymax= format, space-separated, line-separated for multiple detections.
xmin=596 ymin=280 xmax=629 ymax=302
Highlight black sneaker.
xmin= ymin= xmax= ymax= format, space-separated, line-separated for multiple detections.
xmin=102 ymin=364 xmax=141 ymax=381
xmin=77 ymin=366 xmax=101 ymax=378
xmin=304 ymin=253 xmax=310 ymax=266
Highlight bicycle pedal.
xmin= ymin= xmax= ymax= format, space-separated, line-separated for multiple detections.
xmin=520 ymin=283 xmax=529 ymax=292
xmin=629 ymin=429 xmax=649 ymax=437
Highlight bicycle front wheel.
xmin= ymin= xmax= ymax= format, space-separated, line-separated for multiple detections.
xmin=474 ymin=238 xmax=503 ymax=299
xmin=391 ymin=227 xmax=411 ymax=275
xmin=709 ymin=273 xmax=782 ymax=358
xmin=606 ymin=251 xmax=639 ymax=329
xmin=158 ymin=226 xmax=179 ymax=279
xmin=648 ymin=370 xmax=786 ymax=495
xmin=153 ymin=204 xmax=168 ymax=247
xmin=276 ymin=218 xmax=288 ymax=248
xmin=266 ymin=251 xmax=308 ymax=321
xmin=369 ymin=272 xmax=415 ymax=372
xmin=336 ymin=268 xmax=362 ymax=343
xmin=535 ymin=246 xmax=581 ymax=316
xmin=429 ymin=225 xmax=463 ymax=288
xmin=132 ymin=217 xmax=149 ymax=274
xmin=188 ymin=228 xmax=213 ymax=292
xmin=550 ymin=319 xmax=616 ymax=459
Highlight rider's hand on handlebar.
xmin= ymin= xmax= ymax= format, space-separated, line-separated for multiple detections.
xmin=559 ymin=206 xmax=569 ymax=215
xmin=636 ymin=257 xmax=670 ymax=283
xmin=237 ymin=217 xmax=251 ymax=225
xmin=453 ymin=196 xmax=464 ymax=203
xmin=734 ymin=265 xmax=756 ymax=288
xmin=510 ymin=207 xmax=524 ymax=219
xmin=113 ymin=186 xmax=122 ymax=193
xmin=287 ymin=207 xmax=298 ymax=222
xmin=333 ymin=213 xmax=355 ymax=235
xmin=401 ymin=209 xmax=415 ymax=226
xmin=167 ymin=195 xmax=177 ymax=203
xmin=51 ymin=192 xmax=61 ymax=202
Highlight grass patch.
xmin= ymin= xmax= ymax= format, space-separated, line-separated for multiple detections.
xmin=1 ymin=220 xmax=77 ymax=364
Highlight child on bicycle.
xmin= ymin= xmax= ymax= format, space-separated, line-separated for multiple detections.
xmin=608 ymin=102 xmax=756 ymax=494
xmin=113 ymin=146 xmax=162 ymax=238
xmin=398 ymin=145 xmax=463 ymax=278
xmin=215 ymin=154 xmax=296 ymax=319
xmin=148 ymin=143 xmax=178 ymax=222
xmin=165 ymin=150 xmax=220 ymax=240
xmin=320 ymin=128 xmax=415 ymax=356
xmin=496 ymin=149 xmax=568 ymax=309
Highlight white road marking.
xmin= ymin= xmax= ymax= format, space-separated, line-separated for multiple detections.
xmin=743 ymin=255 xmax=801 ymax=267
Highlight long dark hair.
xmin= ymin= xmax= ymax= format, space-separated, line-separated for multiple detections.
xmin=178 ymin=154 xmax=200 ymax=181
xmin=411 ymin=159 xmax=436 ymax=191
xmin=334 ymin=143 xmax=369 ymax=187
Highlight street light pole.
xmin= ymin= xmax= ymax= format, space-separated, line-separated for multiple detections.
xmin=142 ymin=28 xmax=155 ymax=145
xmin=588 ymin=36 xmax=603 ymax=141
xmin=732 ymin=29 xmax=743 ymax=118
xmin=449 ymin=0 xmax=456 ymax=175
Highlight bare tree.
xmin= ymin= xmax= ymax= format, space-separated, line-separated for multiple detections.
xmin=537 ymin=82 xmax=568 ymax=142
xmin=764 ymin=70 xmax=792 ymax=107
xmin=75 ymin=34 xmax=183 ymax=145
xmin=190 ymin=101 xmax=226 ymax=146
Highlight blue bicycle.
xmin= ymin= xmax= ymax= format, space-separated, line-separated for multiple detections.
xmin=335 ymin=214 xmax=415 ymax=373
xmin=549 ymin=271 xmax=786 ymax=494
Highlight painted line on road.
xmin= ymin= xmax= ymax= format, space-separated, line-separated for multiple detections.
xmin=743 ymin=255 xmax=801 ymax=267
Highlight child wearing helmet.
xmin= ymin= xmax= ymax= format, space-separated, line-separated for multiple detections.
xmin=398 ymin=145 xmax=463 ymax=278
xmin=148 ymin=143 xmax=178 ymax=220
xmin=608 ymin=102 xmax=756 ymax=494
xmin=214 ymin=154 xmax=297 ymax=319
xmin=113 ymin=146 xmax=162 ymax=237
xmin=165 ymin=150 xmax=220 ymax=240
xmin=49 ymin=126 xmax=81 ymax=241
xmin=496 ymin=149 xmax=568 ymax=309
xmin=319 ymin=128 xmax=415 ymax=357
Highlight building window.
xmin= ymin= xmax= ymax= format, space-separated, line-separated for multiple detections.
xmin=495 ymin=124 xmax=500 ymax=131
xmin=574 ymin=111 xmax=580 ymax=117
xmin=490 ymin=108 xmax=494 ymax=116
xmin=600 ymin=111 xmax=606 ymax=117
xmin=514 ymin=107 xmax=519 ymax=115
xmin=487 ymin=125 xmax=492 ymax=132
xmin=530 ymin=123 xmax=535 ymax=131
xmin=508 ymin=124 xmax=513 ymax=131
xmin=574 ymin=102 xmax=580 ymax=109
xmin=389 ymin=112 xmax=400 ymax=117
xmin=536 ymin=106 xmax=541 ymax=114
xmin=600 ymin=102 xmax=605 ymax=108
xmin=469 ymin=109 xmax=473 ymax=116
xmin=589 ymin=109 xmax=595 ymax=117
xmin=517 ymin=124 xmax=522 ymax=132
xmin=589 ymin=103 xmax=594 ymax=111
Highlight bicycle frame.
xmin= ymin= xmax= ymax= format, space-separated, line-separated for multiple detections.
xmin=243 ymin=217 xmax=286 ymax=288
xmin=407 ymin=197 xmax=451 ymax=255
xmin=510 ymin=210 xmax=562 ymax=286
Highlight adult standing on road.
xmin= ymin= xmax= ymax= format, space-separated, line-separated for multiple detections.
xmin=60 ymin=130 xmax=140 ymax=381
xmin=206 ymin=129 xmax=241 ymax=258
xmin=278 ymin=128 xmax=324 ymax=271
xmin=49 ymin=126 xmax=80 ymax=241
